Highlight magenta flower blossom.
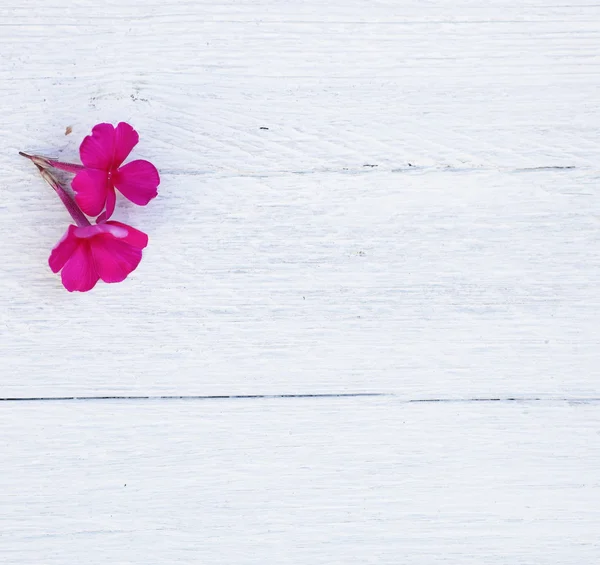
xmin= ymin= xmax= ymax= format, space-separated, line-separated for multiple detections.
xmin=21 ymin=123 xmax=154 ymax=292
xmin=49 ymin=221 xmax=149 ymax=292
xmin=71 ymin=122 xmax=159 ymax=220
xmin=20 ymin=159 xmax=149 ymax=292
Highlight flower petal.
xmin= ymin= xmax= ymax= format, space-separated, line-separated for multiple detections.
xmin=72 ymin=169 xmax=109 ymax=217
xmin=74 ymin=224 xmax=111 ymax=239
xmin=105 ymin=221 xmax=149 ymax=249
xmin=60 ymin=241 xmax=99 ymax=292
xmin=113 ymin=122 xmax=139 ymax=168
xmin=113 ymin=160 xmax=159 ymax=206
xmin=105 ymin=186 xmax=116 ymax=220
xmin=90 ymin=235 xmax=143 ymax=283
xmin=79 ymin=123 xmax=115 ymax=170
xmin=48 ymin=225 xmax=78 ymax=273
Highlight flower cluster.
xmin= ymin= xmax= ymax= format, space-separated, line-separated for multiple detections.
xmin=21 ymin=122 xmax=160 ymax=292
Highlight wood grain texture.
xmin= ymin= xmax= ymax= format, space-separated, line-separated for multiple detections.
xmin=1 ymin=1 xmax=600 ymax=561
xmin=2 ymin=0 xmax=600 ymax=397
xmin=2 ymin=397 xmax=600 ymax=564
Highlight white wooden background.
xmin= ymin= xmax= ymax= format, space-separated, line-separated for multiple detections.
xmin=2 ymin=0 xmax=600 ymax=562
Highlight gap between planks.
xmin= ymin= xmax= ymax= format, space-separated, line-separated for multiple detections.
xmin=0 ymin=394 xmax=599 ymax=403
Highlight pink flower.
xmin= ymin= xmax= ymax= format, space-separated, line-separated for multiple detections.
xmin=49 ymin=221 xmax=149 ymax=292
xmin=72 ymin=122 xmax=159 ymax=220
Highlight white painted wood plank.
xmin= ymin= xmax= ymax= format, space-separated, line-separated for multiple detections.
xmin=2 ymin=397 xmax=599 ymax=563
xmin=1 ymin=1 xmax=600 ymax=397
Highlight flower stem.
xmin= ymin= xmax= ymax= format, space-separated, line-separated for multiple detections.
xmin=19 ymin=152 xmax=84 ymax=173
xmin=34 ymin=164 xmax=91 ymax=227
xmin=20 ymin=152 xmax=90 ymax=226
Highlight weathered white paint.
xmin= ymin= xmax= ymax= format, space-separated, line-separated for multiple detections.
xmin=2 ymin=398 xmax=600 ymax=563
xmin=1 ymin=0 xmax=599 ymax=561
xmin=2 ymin=0 xmax=599 ymax=398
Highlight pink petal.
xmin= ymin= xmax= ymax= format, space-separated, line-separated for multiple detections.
xmin=75 ymin=223 xmax=128 ymax=239
xmin=90 ymin=235 xmax=143 ymax=283
xmin=48 ymin=225 xmax=78 ymax=273
xmin=72 ymin=169 xmax=109 ymax=217
xmin=60 ymin=241 xmax=99 ymax=292
xmin=112 ymin=122 xmax=139 ymax=168
xmin=74 ymin=224 xmax=109 ymax=239
xmin=105 ymin=221 xmax=149 ymax=249
xmin=105 ymin=186 xmax=116 ymax=220
xmin=79 ymin=123 xmax=115 ymax=170
xmin=113 ymin=160 xmax=159 ymax=206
